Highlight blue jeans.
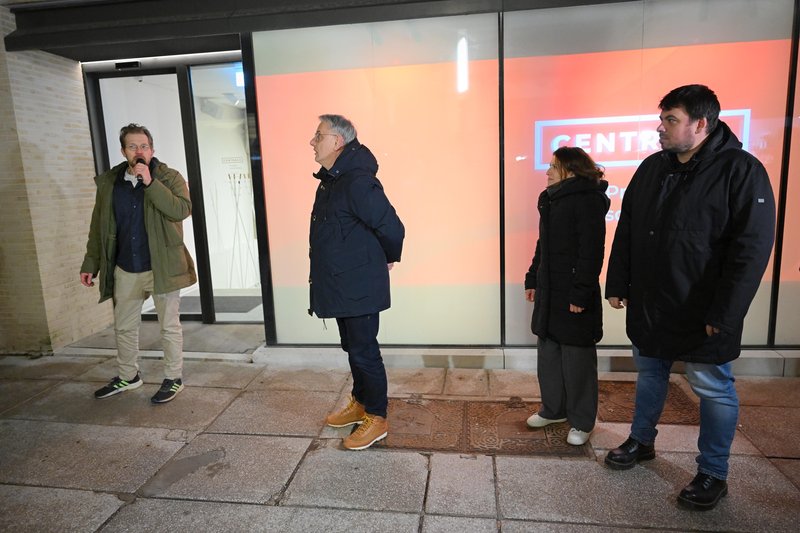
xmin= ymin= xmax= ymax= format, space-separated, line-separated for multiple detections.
xmin=630 ymin=346 xmax=738 ymax=480
xmin=336 ymin=314 xmax=387 ymax=418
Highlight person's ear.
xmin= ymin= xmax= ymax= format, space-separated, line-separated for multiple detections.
xmin=696 ymin=117 xmax=708 ymax=134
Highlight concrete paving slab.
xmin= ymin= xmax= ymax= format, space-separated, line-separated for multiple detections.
xmin=178 ymin=322 xmax=265 ymax=353
xmin=78 ymin=358 xmax=264 ymax=388
xmin=0 ymin=355 xmax=106 ymax=379
xmin=0 ymin=419 xmax=183 ymax=492
xmin=0 ymin=485 xmax=123 ymax=533
xmin=770 ymin=458 xmax=800 ymax=490
xmin=591 ymin=422 xmax=761 ymax=456
xmin=496 ymin=452 xmax=800 ymax=532
xmin=277 ymin=508 xmax=420 ymax=533
xmin=596 ymin=349 xmax=638 ymax=373
xmin=100 ymin=498 xmax=420 ymax=532
xmin=738 ymin=405 xmax=800 ymax=458
xmin=0 ymin=379 xmax=57 ymax=413
xmin=282 ymin=440 xmax=428 ymax=513
xmin=207 ymin=389 xmax=338 ymax=436
xmin=139 ymin=433 xmax=311 ymax=503
xmin=180 ymin=360 xmax=264 ymax=388
xmin=731 ymin=350 xmax=785 ymax=377
xmin=422 ymin=515 xmax=498 ymax=532
xmin=502 ymin=521 xmax=649 ymax=532
xmin=444 ymin=369 xmax=489 ymax=396
xmin=387 ymin=367 xmax=446 ymax=395
xmin=248 ymin=365 xmax=350 ymax=392
xmin=598 ymin=372 xmax=638 ymax=382
xmin=487 ymin=369 xmax=539 ymax=398
xmin=70 ymin=322 xmax=265 ymax=354
xmin=426 ymin=453 xmax=496 ymax=517
xmin=502 ymin=348 xmax=536 ymax=371
xmin=253 ymin=346 xmax=350 ymax=368
xmin=778 ymin=350 xmax=800 ymax=377
xmin=1 ymin=381 xmax=239 ymax=431
xmin=736 ymin=377 xmax=800 ymax=406
xmin=702 ymin=453 xmax=800 ymax=532
xmin=397 ymin=348 xmax=504 ymax=370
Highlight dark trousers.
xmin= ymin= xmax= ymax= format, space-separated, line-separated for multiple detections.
xmin=536 ymin=336 xmax=598 ymax=432
xmin=336 ymin=313 xmax=387 ymax=418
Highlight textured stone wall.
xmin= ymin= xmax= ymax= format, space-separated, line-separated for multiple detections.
xmin=0 ymin=6 xmax=112 ymax=354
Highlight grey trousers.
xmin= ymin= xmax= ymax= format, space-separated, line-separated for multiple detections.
xmin=536 ymin=336 xmax=598 ymax=432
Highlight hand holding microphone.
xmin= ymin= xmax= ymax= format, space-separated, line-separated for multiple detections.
xmin=133 ymin=157 xmax=151 ymax=186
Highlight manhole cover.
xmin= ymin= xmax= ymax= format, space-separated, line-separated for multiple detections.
xmin=383 ymin=398 xmax=587 ymax=456
xmin=379 ymin=381 xmax=698 ymax=454
xmin=597 ymin=381 xmax=699 ymax=425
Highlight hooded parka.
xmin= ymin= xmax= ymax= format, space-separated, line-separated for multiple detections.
xmin=309 ymin=139 xmax=404 ymax=319
xmin=80 ymin=158 xmax=197 ymax=303
xmin=605 ymin=121 xmax=775 ymax=364
xmin=525 ymin=176 xmax=610 ymax=346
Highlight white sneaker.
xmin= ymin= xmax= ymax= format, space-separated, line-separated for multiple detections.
xmin=567 ymin=428 xmax=591 ymax=445
xmin=526 ymin=413 xmax=567 ymax=428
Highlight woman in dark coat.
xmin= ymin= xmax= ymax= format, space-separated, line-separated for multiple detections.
xmin=524 ymin=146 xmax=610 ymax=445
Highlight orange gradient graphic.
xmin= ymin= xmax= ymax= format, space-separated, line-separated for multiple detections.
xmin=256 ymin=39 xmax=790 ymax=294
xmin=257 ymin=61 xmax=500 ymax=289
xmin=505 ymin=40 xmax=789 ymax=284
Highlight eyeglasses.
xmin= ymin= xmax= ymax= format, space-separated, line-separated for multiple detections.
xmin=125 ymin=143 xmax=152 ymax=151
xmin=312 ymin=132 xmax=338 ymax=142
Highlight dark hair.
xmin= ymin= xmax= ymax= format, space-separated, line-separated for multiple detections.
xmin=119 ymin=123 xmax=154 ymax=149
xmin=553 ymin=146 xmax=604 ymax=182
xmin=659 ymin=84 xmax=720 ymax=135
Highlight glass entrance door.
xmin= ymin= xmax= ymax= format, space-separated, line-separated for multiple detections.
xmin=189 ymin=63 xmax=263 ymax=322
xmin=94 ymin=62 xmax=260 ymax=323
xmin=97 ymin=74 xmax=201 ymax=317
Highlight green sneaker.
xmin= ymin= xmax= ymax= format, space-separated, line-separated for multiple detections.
xmin=94 ymin=373 xmax=142 ymax=399
xmin=151 ymin=378 xmax=184 ymax=404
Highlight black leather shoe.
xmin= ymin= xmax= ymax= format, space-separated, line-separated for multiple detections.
xmin=677 ymin=473 xmax=728 ymax=511
xmin=604 ymin=437 xmax=656 ymax=470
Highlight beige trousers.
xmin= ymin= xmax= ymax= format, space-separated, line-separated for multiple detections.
xmin=113 ymin=266 xmax=183 ymax=381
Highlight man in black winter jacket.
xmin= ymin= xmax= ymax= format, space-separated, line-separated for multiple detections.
xmin=309 ymin=114 xmax=405 ymax=451
xmin=604 ymin=85 xmax=775 ymax=511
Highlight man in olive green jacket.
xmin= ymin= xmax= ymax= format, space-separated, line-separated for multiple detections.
xmin=80 ymin=123 xmax=196 ymax=404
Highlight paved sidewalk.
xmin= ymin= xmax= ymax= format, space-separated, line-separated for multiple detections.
xmin=1 ymin=353 xmax=799 ymax=532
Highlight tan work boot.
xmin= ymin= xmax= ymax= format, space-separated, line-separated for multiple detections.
xmin=325 ymin=395 xmax=366 ymax=428
xmin=343 ymin=413 xmax=388 ymax=450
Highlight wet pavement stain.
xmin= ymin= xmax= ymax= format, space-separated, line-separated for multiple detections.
xmin=138 ymin=448 xmax=226 ymax=497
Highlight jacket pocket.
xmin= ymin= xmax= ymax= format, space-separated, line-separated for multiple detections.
xmin=166 ymin=244 xmax=190 ymax=276
xmin=105 ymin=233 xmax=117 ymax=262
xmin=331 ymin=247 xmax=370 ymax=301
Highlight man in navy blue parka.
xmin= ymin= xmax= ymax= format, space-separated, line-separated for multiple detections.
xmin=309 ymin=114 xmax=405 ymax=451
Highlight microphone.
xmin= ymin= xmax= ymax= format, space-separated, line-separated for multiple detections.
xmin=135 ymin=157 xmax=146 ymax=182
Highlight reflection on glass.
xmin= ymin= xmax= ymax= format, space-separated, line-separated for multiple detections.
xmin=253 ymin=15 xmax=500 ymax=344
xmin=503 ymin=1 xmax=792 ymax=346
xmin=776 ymin=52 xmax=800 ymax=344
xmin=190 ymin=63 xmax=263 ymax=322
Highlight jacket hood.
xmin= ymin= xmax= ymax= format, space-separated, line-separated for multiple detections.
xmin=698 ymin=120 xmax=742 ymax=158
xmin=663 ymin=120 xmax=741 ymax=169
xmin=314 ymin=139 xmax=378 ymax=181
xmin=547 ymin=176 xmax=610 ymax=208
